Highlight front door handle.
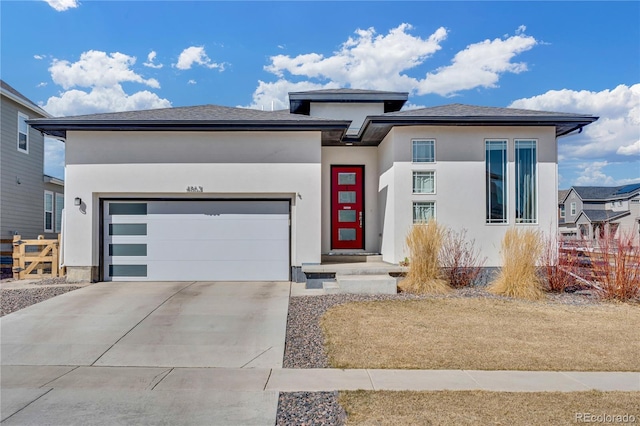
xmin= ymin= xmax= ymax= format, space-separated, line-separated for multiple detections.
xmin=359 ymin=211 xmax=363 ymax=228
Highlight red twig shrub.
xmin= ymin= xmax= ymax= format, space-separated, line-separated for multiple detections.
xmin=540 ymin=235 xmax=578 ymax=293
xmin=593 ymin=231 xmax=640 ymax=302
xmin=440 ymin=228 xmax=486 ymax=288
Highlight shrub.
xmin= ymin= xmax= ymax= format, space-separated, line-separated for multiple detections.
xmin=488 ymin=227 xmax=545 ymax=300
xmin=540 ymin=235 xmax=578 ymax=293
xmin=593 ymin=231 xmax=640 ymax=302
xmin=440 ymin=228 xmax=486 ymax=288
xmin=401 ymin=220 xmax=450 ymax=294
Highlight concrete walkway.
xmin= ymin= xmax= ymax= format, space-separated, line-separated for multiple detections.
xmin=2 ymin=366 xmax=638 ymax=424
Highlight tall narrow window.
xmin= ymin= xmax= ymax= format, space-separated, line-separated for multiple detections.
xmin=55 ymin=193 xmax=64 ymax=233
xmin=44 ymin=191 xmax=54 ymax=232
xmin=515 ymin=140 xmax=537 ymax=223
xmin=412 ymin=140 xmax=435 ymax=163
xmin=18 ymin=113 xmax=29 ymax=153
xmin=413 ymin=171 xmax=435 ymax=194
xmin=486 ymin=140 xmax=507 ymax=223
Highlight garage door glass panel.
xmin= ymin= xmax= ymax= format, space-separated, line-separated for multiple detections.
xmin=109 ymin=244 xmax=147 ymax=256
xmin=109 ymin=264 xmax=147 ymax=277
xmin=338 ymin=210 xmax=356 ymax=222
xmin=338 ymin=191 xmax=356 ymax=204
xmin=109 ymin=203 xmax=147 ymax=215
xmin=109 ymin=224 xmax=147 ymax=236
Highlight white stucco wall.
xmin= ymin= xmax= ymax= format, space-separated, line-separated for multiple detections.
xmin=321 ymin=146 xmax=379 ymax=253
xmin=310 ymin=103 xmax=384 ymax=135
xmin=378 ymin=126 xmax=559 ymax=267
xmin=63 ymin=131 xmax=322 ymax=275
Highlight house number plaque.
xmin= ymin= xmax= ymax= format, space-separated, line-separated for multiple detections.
xmin=186 ymin=186 xmax=204 ymax=192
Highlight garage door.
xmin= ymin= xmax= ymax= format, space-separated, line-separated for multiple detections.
xmin=103 ymin=200 xmax=290 ymax=281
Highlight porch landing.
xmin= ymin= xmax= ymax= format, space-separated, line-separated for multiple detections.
xmin=300 ymin=254 xmax=407 ymax=295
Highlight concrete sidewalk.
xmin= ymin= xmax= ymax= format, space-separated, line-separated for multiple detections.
xmin=3 ymin=366 xmax=638 ymax=424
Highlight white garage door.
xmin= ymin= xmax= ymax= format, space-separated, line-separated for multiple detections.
xmin=103 ymin=200 xmax=290 ymax=281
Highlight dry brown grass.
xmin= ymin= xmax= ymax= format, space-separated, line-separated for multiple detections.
xmin=321 ymin=298 xmax=640 ymax=371
xmin=401 ymin=220 xmax=450 ymax=294
xmin=339 ymin=390 xmax=640 ymax=426
xmin=488 ymin=227 xmax=545 ymax=300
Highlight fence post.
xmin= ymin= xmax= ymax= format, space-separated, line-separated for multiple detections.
xmin=12 ymin=235 xmax=25 ymax=280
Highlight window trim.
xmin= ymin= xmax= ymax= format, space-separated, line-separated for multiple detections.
xmin=412 ymin=201 xmax=436 ymax=224
xmin=55 ymin=192 xmax=64 ymax=233
xmin=44 ymin=191 xmax=54 ymax=232
xmin=570 ymin=202 xmax=577 ymax=216
xmin=514 ymin=139 xmax=538 ymax=224
xmin=412 ymin=139 xmax=436 ymax=163
xmin=485 ymin=139 xmax=508 ymax=224
xmin=17 ymin=112 xmax=29 ymax=154
xmin=412 ymin=170 xmax=436 ymax=194
xmin=560 ymin=205 xmax=565 ymax=218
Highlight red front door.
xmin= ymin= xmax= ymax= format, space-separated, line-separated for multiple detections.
xmin=331 ymin=165 xmax=364 ymax=249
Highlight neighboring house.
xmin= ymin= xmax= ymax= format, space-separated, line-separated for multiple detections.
xmin=29 ymin=89 xmax=597 ymax=283
xmin=559 ymin=185 xmax=640 ymax=244
xmin=1 ymin=80 xmax=65 ymax=276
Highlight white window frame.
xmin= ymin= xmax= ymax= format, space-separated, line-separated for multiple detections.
xmin=412 ymin=171 xmax=436 ymax=194
xmin=44 ymin=191 xmax=54 ymax=232
xmin=55 ymin=192 xmax=64 ymax=233
xmin=412 ymin=140 xmax=435 ymax=163
xmin=570 ymin=202 xmax=577 ymax=216
xmin=560 ymin=205 xmax=565 ymax=218
xmin=514 ymin=139 xmax=538 ymax=224
xmin=18 ymin=112 xmax=29 ymax=153
xmin=485 ymin=139 xmax=508 ymax=224
xmin=412 ymin=201 xmax=436 ymax=224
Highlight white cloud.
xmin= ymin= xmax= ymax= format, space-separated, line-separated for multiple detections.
xmin=43 ymin=0 xmax=79 ymax=12
xmin=510 ymin=84 xmax=640 ymax=161
xmin=417 ymin=31 xmax=537 ymax=96
xmin=245 ymin=80 xmax=339 ymax=111
xmin=574 ymin=161 xmax=616 ymax=186
xmin=143 ymin=51 xmax=163 ymax=69
xmin=188 ymin=79 xmax=197 ymax=85
xmin=37 ymin=82 xmax=48 ymax=88
xmin=34 ymin=54 xmax=45 ymax=60
xmin=175 ymin=46 xmax=224 ymax=71
xmin=249 ymin=24 xmax=538 ymax=109
xmin=43 ymin=50 xmax=170 ymax=116
xmin=617 ymin=140 xmax=640 ymax=156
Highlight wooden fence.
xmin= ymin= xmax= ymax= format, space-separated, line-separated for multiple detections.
xmin=12 ymin=235 xmax=65 ymax=280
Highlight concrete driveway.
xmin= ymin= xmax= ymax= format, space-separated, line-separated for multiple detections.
xmin=0 ymin=281 xmax=290 ymax=425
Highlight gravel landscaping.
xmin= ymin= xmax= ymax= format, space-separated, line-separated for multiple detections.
xmin=276 ymin=392 xmax=346 ymax=426
xmin=0 ymin=277 xmax=82 ymax=317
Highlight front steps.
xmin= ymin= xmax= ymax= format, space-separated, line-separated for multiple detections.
xmin=323 ymin=273 xmax=397 ymax=295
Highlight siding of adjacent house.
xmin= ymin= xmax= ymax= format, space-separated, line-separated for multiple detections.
xmin=0 ymin=96 xmax=53 ymax=241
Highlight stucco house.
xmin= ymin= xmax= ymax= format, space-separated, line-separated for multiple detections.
xmin=559 ymin=184 xmax=640 ymax=244
xmin=1 ymin=80 xmax=64 ymax=277
xmin=29 ymin=89 xmax=597 ymax=283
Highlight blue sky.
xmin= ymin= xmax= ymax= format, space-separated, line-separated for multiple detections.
xmin=2 ymin=1 xmax=638 ymax=188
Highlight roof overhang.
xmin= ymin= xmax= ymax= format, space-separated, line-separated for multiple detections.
xmin=28 ymin=119 xmax=351 ymax=143
xmin=1 ymin=88 xmax=51 ymax=118
xmin=289 ymin=91 xmax=408 ymax=115
xmin=352 ymin=115 xmax=600 ymax=146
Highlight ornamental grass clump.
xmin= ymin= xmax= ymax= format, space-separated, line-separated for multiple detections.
xmin=401 ymin=219 xmax=450 ymax=294
xmin=488 ymin=227 xmax=545 ymax=300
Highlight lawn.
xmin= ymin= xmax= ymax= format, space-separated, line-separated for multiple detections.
xmin=339 ymin=390 xmax=640 ymax=425
xmin=321 ymin=297 xmax=640 ymax=371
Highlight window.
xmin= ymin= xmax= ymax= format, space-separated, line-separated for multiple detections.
xmin=55 ymin=193 xmax=64 ymax=233
xmin=413 ymin=201 xmax=435 ymax=223
xmin=570 ymin=202 xmax=576 ymax=216
xmin=18 ymin=113 xmax=29 ymax=153
xmin=486 ymin=140 xmax=508 ymax=223
xmin=560 ymin=205 xmax=565 ymax=218
xmin=413 ymin=171 xmax=435 ymax=194
xmin=44 ymin=191 xmax=54 ymax=232
xmin=412 ymin=140 xmax=435 ymax=163
xmin=515 ymin=140 xmax=537 ymax=223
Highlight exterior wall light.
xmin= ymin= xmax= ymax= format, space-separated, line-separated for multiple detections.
xmin=74 ymin=197 xmax=82 ymax=206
